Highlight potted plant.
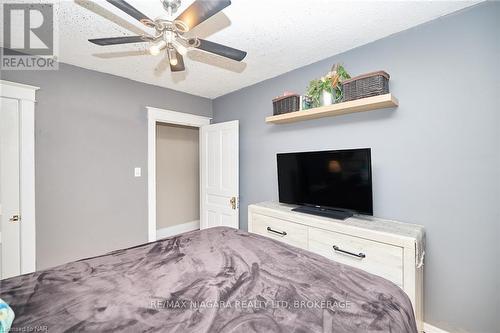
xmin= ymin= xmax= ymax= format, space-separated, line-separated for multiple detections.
xmin=306 ymin=64 xmax=350 ymax=107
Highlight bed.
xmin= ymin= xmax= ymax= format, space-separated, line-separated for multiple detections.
xmin=0 ymin=227 xmax=417 ymax=332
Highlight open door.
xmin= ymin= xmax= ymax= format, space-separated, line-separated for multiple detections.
xmin=200 ymin=120 xmax=239 ymax=229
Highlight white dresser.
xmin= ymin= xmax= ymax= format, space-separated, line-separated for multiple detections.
xmin=248 ymin=201 xmax=425 ymax=331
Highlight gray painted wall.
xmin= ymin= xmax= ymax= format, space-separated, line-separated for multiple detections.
xmin=213 ymin=3 xmax=500 ymax=332
xmin=1 ymin=63 xmax=212 ymax=270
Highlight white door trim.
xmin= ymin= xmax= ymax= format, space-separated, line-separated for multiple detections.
xmin=147 ymin=106 xmax=211 ymax=242
xmin=0 ymin=80 xmax=39 ymax=274
xmin=0 ymin=80 xmax=38 ymax=102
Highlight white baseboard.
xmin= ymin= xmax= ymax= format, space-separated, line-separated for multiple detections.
xmin=423 ymin=323 xmax=450 ymax=333
xmin=156 ymin=220 xmax=199 ymax=240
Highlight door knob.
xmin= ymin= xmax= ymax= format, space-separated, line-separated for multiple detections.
xmin=230 ymin=197 xmax=237 ymax=210
xmin=9 ymin=214 xmax=20 ymax=222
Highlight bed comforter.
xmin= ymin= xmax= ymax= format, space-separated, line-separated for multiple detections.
xmin=0 ymin=227 xmax=417 ymax=332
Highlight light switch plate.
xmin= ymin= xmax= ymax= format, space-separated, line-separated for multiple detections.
xmin=134 ymin=167 xmax=141 ymax=177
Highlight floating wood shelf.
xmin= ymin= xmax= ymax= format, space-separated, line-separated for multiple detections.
xmin=266 ymin=93 xmax=398 ymax=124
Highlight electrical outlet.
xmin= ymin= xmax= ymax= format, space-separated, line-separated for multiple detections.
xmin=134 ymin=167 xmax=141 ymax=177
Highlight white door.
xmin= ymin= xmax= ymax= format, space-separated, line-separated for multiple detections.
xmin=200 ymin=121 xmax=239 ymax=229
xmin=0 ymin=97 xmax=21 ymax=278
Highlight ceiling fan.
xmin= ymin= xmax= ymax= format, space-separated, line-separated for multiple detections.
xmin=88 ymin=0 xmax=247 ymax=72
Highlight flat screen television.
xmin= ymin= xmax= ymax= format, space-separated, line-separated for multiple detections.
xmin=277 ymin=148 xmax=373 ymax=219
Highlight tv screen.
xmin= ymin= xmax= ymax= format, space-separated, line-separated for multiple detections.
xmin=277 ymin=148 xmax=373 ymax=215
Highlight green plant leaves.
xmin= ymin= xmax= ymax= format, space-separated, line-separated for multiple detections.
xmin=306 ymin=64 xmax=351 ymax=107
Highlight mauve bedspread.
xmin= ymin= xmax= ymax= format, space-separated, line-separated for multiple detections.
xmin=0 ymin=227 xmax=417 ymax=333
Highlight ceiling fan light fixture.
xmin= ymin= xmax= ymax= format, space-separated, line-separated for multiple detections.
xmin=140 ymin=18 xmax=156 ymax=28
xmin=173 ymin=20 xmax=189 ymax=33
xmin=149 ymin=40 xmax=167 ymax=56
xmin=167 ymin=47 xmax=178 ymax=66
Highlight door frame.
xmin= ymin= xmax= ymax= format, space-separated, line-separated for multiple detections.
xmin=147 ymin=106 xmax=211 ymax=242
xmin=0 ymin=80 xmax=38 ymax=274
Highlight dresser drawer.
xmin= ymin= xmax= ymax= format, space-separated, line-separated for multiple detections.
xmin=308 ymin=228 xmax=403 ymax=287
xmin=250 ymin=213 xmax=308 ymax=249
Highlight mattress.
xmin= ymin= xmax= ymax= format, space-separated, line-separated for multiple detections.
xmin=0 ymin=227 xmax=417 ymax=332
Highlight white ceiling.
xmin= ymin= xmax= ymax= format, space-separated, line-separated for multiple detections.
xmin=47 ymin=1 xmax=483 ymax=98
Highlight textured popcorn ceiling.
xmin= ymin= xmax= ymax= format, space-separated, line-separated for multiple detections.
xmin=33 ymin=1 xmax=485 ymax=98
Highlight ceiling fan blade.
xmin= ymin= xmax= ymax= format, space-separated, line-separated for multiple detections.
xmin=175 ymin=0 xmax=231 ymax=30
xmin=88 ymin=36 xmax=148 ymax=46
xmin=170 ymin=51 xmax=185 ymax=72
xmin=106 ymin=0 xmax=152 ymax=25
xmin=195 ymin=39 xmax=247 ymax=61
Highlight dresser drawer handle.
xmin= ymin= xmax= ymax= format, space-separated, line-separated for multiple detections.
xmin=332 ymin=245 xmax=366 ymax=259
xmin=267 ymin=227 xmax=287 ymax=236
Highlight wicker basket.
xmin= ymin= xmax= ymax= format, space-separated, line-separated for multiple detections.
xmin=272 ymin=94 xmax=300 ymax=115
xmin=342 ymin=71 xmax=390 ymax=102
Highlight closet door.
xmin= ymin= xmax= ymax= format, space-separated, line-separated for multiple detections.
xmin=200 ymin=120 xmax=239 ymax=229
xmin=0 ymin=97 xmax=21 ymax=278
xmin=0 ymin=80 xmax=37 ymax=278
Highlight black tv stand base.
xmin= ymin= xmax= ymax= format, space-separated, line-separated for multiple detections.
xmin=292 ymin=205 xmax=354 ymax=220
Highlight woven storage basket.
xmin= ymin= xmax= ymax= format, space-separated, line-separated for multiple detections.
xmin=342 ymin=71 xmax=390 ymax=102
xmin=272 ymin=94 xmax=300 ymax=115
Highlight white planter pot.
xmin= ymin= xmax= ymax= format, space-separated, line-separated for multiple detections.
xmin=320 ymin=90 xmax=334 ymax=106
